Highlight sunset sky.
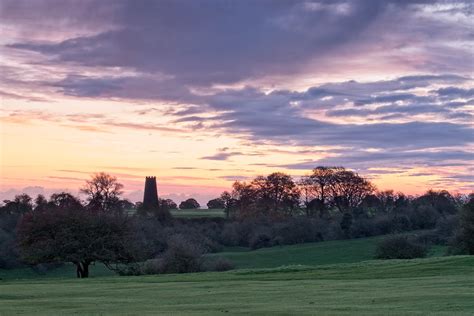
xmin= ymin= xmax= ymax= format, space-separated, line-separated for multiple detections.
xmin=1 ymin=0 xmax=473 ymax=205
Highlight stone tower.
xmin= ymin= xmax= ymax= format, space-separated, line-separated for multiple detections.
xmin=143 ymin=176 xmax=159 ymax=209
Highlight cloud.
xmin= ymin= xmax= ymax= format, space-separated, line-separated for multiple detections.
xmin=280 ymin=149 xmax=473 ymax=171
xmin=6 ymin=0 xmax=389 ymax=86
xmin=218 ymin=175 xmax=252 ymax=182
xmin=201 ymin=150 xmax=242 ymax=161
xmin=7 ymin=0 xmax=473 ymax=88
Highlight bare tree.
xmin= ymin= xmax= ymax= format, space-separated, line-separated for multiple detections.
xmin=81 ymin=172 xmax=124 ymax=212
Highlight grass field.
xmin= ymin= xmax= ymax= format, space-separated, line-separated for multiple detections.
xmin=0 ymin=256 xmax=473 ymax=315
xmin=170 ymin=208 xmax=225 ymax=218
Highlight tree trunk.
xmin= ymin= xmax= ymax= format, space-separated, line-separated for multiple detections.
xmin=76 ymin=261 xmax=90 ymax=278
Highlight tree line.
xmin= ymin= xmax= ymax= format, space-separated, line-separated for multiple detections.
xmin=1 ymin=168 xmax=473 ymax=278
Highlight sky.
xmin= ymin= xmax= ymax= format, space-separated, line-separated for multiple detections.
xmin=0 ymin=0 xmax=473 ymax=205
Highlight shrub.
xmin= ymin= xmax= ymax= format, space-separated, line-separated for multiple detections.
xmin=205 ymin=257 xmax=235 ymax=272
xmin=375 ymin=235 xmax=428 ymax=259
xmin=413 ymin=230 xmax=442 ymax=246
xmin=142 ymin=258 xmax=162 ymax=275
xmin=159 ymin=234 xmax=203 ymax=273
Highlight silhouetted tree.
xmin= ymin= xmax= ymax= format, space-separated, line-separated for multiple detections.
xmin=48 ymin=192 xmax=83 ymax=211
xmin=33 ymin=194 xmax=48 ymax=212
xmin=232 ymin=173 xmax=300 ymax=219
xmin=376 ymin=190 xmax=397 ymax=213
xmin=220 ymin=191 xmax=238 ymax=218
xmin=179 ymin=198 xmax=200 ymax=209
xmin=330 ymin=169 xmax=375 ymax=214
xmin=231 ymin=181 xmax=258 ymax=218
xmin=207 ymin=198 xmax=225 ymax=209
xmin=414 ymin=190 xmax=458 ymax=217
xmin=252 ymin=172 xmax=300 ymax=217
xmin=309 ymin=167 xmax=343 ymax=216
xmin=1 ymin=194 xmax=33 ymax=215
xmin=81 ymin=172 xmax=124 ymax=212
xmin=164 ymin=199 xmax=178 ymax=209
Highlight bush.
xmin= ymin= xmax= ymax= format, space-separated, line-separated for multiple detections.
xmin=141 ymin=258 xmax=162 ymax=275
xmin=375 ymin=235 xmax=428 ymax=259
xmin=159 ymin=234 xmax=203 ymax=273
xmin=205 ymin=257 xmax=235 ymax=272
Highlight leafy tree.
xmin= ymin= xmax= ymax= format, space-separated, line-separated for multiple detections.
xmin=48 ymin=192 xmax=83 ymax=211
xmin=1 ymin=194 xmax=33 ymax=215
xmin=231 ymin=181 xmax=258 ymax=218
xmin=179 ymin=198 xmax=200 ymax=210
xmin=17 ymin=207 xmax=144 ymax=278
xmin=163 ymin=199 xmax=178 ymax=209
xmin=330 ymin=169 xmax=375 ymax=214
xmin=207 ymin=198 xmax=225 ymax=210
xmin=309 ymin=167 xmax=343 ymax=216
xmin=81 ymin=172 xmax=124 ymax=212
xmin=376 ymin=190 xmax=397 ymax=213
xmin=33 ymin=194 xmax=48 ymax=212
xmin=252 ymin=172 xmax=300 ymax=217
xmin=414 ymin=190 xmax=458 ymax=217
xmin=232 ymin=172 xmax=300 ymax=219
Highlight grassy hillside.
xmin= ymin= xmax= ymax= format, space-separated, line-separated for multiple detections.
xmin=0 ymin=256 xmax=473 ymax=315
xmin=0 ymin=234 xmax=446 ymax=280
xmin=214 ymin=236 xmax=381 ymax=269
xmin=211 ymin=235 xmax=446 ymax=269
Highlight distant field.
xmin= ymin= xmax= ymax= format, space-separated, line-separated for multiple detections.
xmin=0 ymin=256 xmax=473 ymax=315
xmin=170 ymin=208 xmax=225 ymax=218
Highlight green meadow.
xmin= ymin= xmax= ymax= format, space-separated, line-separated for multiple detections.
xmin=0 ymin=256 xmax=473 ymax=315
xmin=1 ymin=235 xmax=472 ymax=315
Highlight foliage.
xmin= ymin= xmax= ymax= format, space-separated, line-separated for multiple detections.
xmin=17 ymin=206 xmax=146 ymax=278
xmin=207 ymin=198 xmax=225 ymax=209
xmin=449 ymin=197 xmax=474 ymax=255
xmin=179 ymin=198 xmax=200 ymax=209
xmin=156 ymin=234 xmax=204 ymax=273
xmin=375 ymin=235 xmax=428 ymax=259
xmin=232 ymin=172 xmax=300 ymax=219
xmin=1 ymin=194 xmax=33 ymax=215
